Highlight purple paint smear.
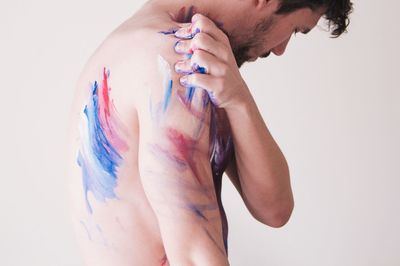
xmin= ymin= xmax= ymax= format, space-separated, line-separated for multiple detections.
xmin=208 ymin=106 xmax=233 ymax=254
xmin=154 ymin=17 xmax=234 ymax=254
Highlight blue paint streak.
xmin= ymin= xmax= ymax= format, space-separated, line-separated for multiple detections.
xmin=80 ymin=220 xmax=92 ymax=241
xmin=202 ymin=91 xmax=210 ymax=108
xmin=193 ymin=63 xmax=207 ymax=74
xmin=88 ymin=81 xmax=122 ymax=174
xmin=189 ymin=204 xmax=208 ymax=221
xmin=186 ymin=86 xmax=196 ymax=103
xmin=163 ymin=79 xmax=173 ymax=112
xmin=187 ymin=202 xmax=219 ymax=221
xmin=158 ymin=28 xmax=179 ymax=35
xmin=77 ymin=80 xmax=123 ymax=214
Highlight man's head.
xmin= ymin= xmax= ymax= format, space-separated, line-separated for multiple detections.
xmin=221 ymin=0 xmax=353 ymax=67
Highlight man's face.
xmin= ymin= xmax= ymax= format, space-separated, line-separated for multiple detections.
xmin=230 ymin=5 xmax=326 ymax=67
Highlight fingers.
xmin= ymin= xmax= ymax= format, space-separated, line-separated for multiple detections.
xmin=175 ymin=13 xmax=229 ymax=46
xmin=172 ymin=13 xmax=236 ymax=108
xmin=192 ymin=14 xmax=229 ymax=44
xmin=174 ymin=49 xmax=227 ymax=77
xmin=174 ymin=33 xmax=230 ymax=62
xmin=179 ymin=73 xmax=220 ymax=106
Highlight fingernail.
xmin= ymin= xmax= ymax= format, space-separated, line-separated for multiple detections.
xmin=174 ymin=40 xmax=185 ymax=53
xmin=192 ymin=27 xmax=201 ymax=35
xmin=175 ymin=26 xmax=193 ymax=39
xmin=174 ymin=25 xmax=200 ymax=39
xmin=191 ymin=13 xmax=201 ymax=23
xmin=175 ymin=60 xmax=189 ymax=74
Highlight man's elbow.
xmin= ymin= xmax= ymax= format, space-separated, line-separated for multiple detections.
xmin=253 ymin=199 xmax=295 ymax=228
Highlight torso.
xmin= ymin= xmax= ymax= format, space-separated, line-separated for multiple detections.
xmin=66 ymin=9 xmax=234 ymax=266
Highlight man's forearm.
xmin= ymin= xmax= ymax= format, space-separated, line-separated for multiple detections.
xmin=224 ymin=84 xmax=294 ymax=227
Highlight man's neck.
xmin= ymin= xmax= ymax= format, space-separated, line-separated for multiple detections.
xmin=139 ymin=0 xmax=251 ymax=65
xmin=141 ymin=0 xmax=232 ymax=32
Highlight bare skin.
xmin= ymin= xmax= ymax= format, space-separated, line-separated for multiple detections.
xmin=66 ymin=6 xmax=232 ymax=266
xmin=66 ymin=0 xmax=326 ymax=265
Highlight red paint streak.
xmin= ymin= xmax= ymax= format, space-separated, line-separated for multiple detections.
xmin=166 ymin=128 xmax=203 ymax=185
xmin=160 ymin=254 xmax=168 ymax=266
xmin=97 ymin=67 xmax=129 ymax=152
xmin=102 ymin=67 xmax=111 ymax=118
xmin=176 ymin=89 xmax=210 ymax=127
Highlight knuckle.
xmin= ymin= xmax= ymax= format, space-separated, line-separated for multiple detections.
xmin=222 ymin=32 xmax=230 ymax=43
xmin=202 ymin=18 xmax=214 ymax=29
xmin=221 ymin=48 xmax=231 ymax=61
xmin=190 ymin=49 xmax=201 ymax=61
xmin=192 ymin=32 xmax=206 ymax=46
xmin=193 ymin=14 xmax=215 ymax=31
xmin=192 ymin=49 xmax=206 ymax=60
xmin=219 ymin=64 xmax=229 ymax=76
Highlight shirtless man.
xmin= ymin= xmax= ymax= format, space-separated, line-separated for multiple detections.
xmin=66 ymin=0 xmax=353 ymax=265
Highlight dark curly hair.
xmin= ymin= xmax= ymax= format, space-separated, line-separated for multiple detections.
xmin=275 ymin=0 xmax=354 ymax=37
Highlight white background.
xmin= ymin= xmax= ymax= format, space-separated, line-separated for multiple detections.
xmin=1 ymin=0 xmax=399 ymax=265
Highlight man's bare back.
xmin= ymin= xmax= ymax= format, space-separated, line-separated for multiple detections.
xmin=64 ymin=0 xmax=349 ymax=262
xmin=66 ymin=3 xmax=233 ymax=265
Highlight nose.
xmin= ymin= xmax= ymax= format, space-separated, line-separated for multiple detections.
xmin=272 ymin=37 xmax=291 ymax=56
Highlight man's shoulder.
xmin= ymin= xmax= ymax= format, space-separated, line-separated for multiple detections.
xmin=110 ymin=23 xmax=185 ymax=109
xmin=111 ymin=21 xmax=181 ymax=64
xmin=80 ymin=21 xmax=182 ymax=112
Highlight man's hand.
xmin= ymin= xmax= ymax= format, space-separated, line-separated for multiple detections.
xmin=173 ymin=14 xmax=294 ymax=228
xmin=173 ymin=13 xmax=250 ymax=109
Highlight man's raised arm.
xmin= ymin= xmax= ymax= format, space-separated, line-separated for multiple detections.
xmin=135 ymin=54 xmax=229 ymax=265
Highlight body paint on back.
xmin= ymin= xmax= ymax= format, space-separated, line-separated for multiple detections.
xmin=150 ymin=55 xmax=227 ymax=257
xmin=154 ymin=9 xmax=231 ymax=258
xmin=153 ymin=55 xmax=210 ymax=135
xmin=77 ymin=67 xmax=129 ymax=214
xmin=160 ymin=254 xmax=168 ymax=266
xmin=158 ymin=55 xmax=173 ymax=113
xmin=158 ymin=28 xmax=179 ymax=35
xmin=149 ymin=55 xmax=215 ymax=190
xmin=173 ymin=23 xmax=231 ymax=255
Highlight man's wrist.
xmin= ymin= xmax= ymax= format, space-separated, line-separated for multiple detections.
xmin=224 ymin=84 xmax=254 ymax=115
